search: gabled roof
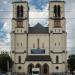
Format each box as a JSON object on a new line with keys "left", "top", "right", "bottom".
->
{"left": 29, "top": 23, "right": 48, "bottom": 34}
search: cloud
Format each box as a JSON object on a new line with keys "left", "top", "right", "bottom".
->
{"left": 65, "top": 0, "right": 75, "bottom": 53}
{"left": 28, "top": 0, "right": 49, "bottom": 10}
{"left": 29, "top": 4, "right": 48, "bottom": 26}
{"left": 0, "top": 0, "right": 75, "bottom": 54}
{"left": 2, "top": 21, "right": 11, "bottom": 33}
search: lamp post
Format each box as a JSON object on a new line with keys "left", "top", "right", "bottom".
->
{"left": 7, "top": 60, "right": 10, "bottom": 75}
{"left": 7, "top": 61, "right": 9, "bottom": 72}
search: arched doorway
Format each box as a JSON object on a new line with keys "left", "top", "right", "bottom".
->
{"left": 43, "top": 64, "right": 49, "bottom": 74}
{"left": 28, "top": 63, "right": 34, "bottom": 74}
{"left": 35, "top": 64, "right": 41, "bottom": 74}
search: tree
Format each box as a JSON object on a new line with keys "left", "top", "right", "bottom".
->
{"left": 68, "top": 55, "right": 75, "bottom": 75}
{"left": 0, "top": 52, "right": 13, "bottom": 73}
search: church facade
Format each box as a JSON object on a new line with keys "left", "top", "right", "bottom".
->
{"left": 11, "top": 0, "right": 67, "bottom": 75}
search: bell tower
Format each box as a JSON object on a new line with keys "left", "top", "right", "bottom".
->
{"left": 49, "top": 0, "right": 67, "bottom": 74}
{"left": 11, "top": 0, "right": 29, "bottom": 73}
{"left": 12, "top": 0, "right": 29, "bottom": 33}
{"left": 49, "top": 0, "right": 65, "bottom": 33}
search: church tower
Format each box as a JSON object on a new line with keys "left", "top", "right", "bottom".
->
{"left": 49, "top": 0, "right": 67, "bottom": 74}
{"left": 11, "top": 0, "right": 29, "bottom": 74}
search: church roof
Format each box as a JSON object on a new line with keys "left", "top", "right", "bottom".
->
{"left": 29, "top": 23, "right": 48, "bottom": 34}
{"left": 25, "top": 55, "right": 51, "bottom": 61}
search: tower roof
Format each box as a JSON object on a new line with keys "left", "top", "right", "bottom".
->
{"left": 12, "top": 0, "right": 27, "bottom": 3}
{"left": 50, "top": 0, "right": 65, "bottom": 2}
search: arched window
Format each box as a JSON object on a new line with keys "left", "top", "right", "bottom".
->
{"left": 18, "top": 56, "right": 21, "bottom": 63}
{"left": 17, "top": 5, "right": 23, "bottom": 18}
{"left": 56, "top": 56, "right": 59, "bottom": 63}
{"left": 54, "top": 5, "right": 57, "bottom": 17}
{"left": 42, "top": 43, "right": 44, "bottom": 48}
{"left": 28, "top": 64, "right": 34, "bottom": 74}
{"left": 33, "top": 43, "right": 35, "bottom": 48}
{"left": 43, "top": 64, "right": 49, "bottom": 74}
{"left": 54, "top": 5, "right": 61, "bottom": 17}
{"left": 21, "top": 6, "right": 23, "bottom": 17}
{"left": 36, "top": 64, "right": 41, "bottom": 68}
{"left": 17, "top": 6, "right": 20, "bottom": 17}
{"left": 58, "top": 5, "right": 61, "bottom": 17}
{"left": 35, "top": 64, "right": 41, "bottom": 73}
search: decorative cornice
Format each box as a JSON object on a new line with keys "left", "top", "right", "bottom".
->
{"left": 11, "top": 31, "right": 27, "bottom": 34}
{"left": 53, "top": 33, "right": 63, "bottom": 34}
{"left": 12, "top": 18, "right": 28, "bottom": 20}
{"left": 49, "top": 17, "right": 65, "bottom": 20}
{"left": 12, "top": 50, "right": 27, "bottom": 54}
{"left": 12, "top": 1, "right": 27, "bottom": 4}
{"left": 52, "top": 62, "right": 65, "bottom": 64}
{"left": 50, "top": 31, "right": 66, "bottom": 34}
{"left": 50, "top": 1, "right": 65, "bottom": 3}
{"left": 50, "top": 50, "right": 66, "bottom": 54}
{"left": 15, "top": 27, "right": 24, "bottom": 28}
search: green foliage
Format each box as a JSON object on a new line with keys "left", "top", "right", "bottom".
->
{"left": 68, "top": 54, "right": 75, "bottom": 74}
{"left": 0, "top": 53, "right": 13, "bottom": 73}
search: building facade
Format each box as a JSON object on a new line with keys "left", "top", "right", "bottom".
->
{"left": 11, "top": 0, "right": 67, "bottom": 75}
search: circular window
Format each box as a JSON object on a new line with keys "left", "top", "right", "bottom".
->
{"left": 56, "top": 66, "right": 59, "bottom": 70}
{"left": 18, "top": 66, "right": 22, "bottom": 70}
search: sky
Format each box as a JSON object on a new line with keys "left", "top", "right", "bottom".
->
{"left": 0, "top": 0, "right": 75, "bottom": 54}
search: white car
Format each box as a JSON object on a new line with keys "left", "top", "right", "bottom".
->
{"left": 32, "top": 68, "right": 40, "bottom": 75}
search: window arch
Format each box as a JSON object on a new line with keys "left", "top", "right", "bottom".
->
{"left": 28, "top": 64, "right": 34, "bottom": 74}
{"left": 36, "top": 64, "right": 41, "bottom": 68}
{"left": 43, "top": 64, "right": 49, "bottom": 74}
{"left": 21, "top": 5, "right": 23, "bottom": 17}
{"left": 17, "top": 5, "right": 23, "bottom": 18}
{"left": 33, "top": 43, "right": 35, "bottom": 48}
{"left": 35, "top": 64, "right": 41, "bottom": 73}
{"left": 17, "top": 6, "right": 20, "bottom": 17}
{"left": 54, "top": 5, "right": 61, "bottom": 17}
{"left": 18, "top": 56, "right": 21, "bottom": 63}
{"left": 54, "top": 5, "right": 57, "bottom": 17}
{"left": 58, "top": 5, "right": 61, "bottom": 17}
{"left": 42, "top": 43, "right": 44, "bottom": 48}
{"left": 56, "top": 56, "right": 59, "bottom": 63}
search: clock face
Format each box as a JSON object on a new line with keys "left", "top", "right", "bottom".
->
{"left": 17, "top": 20, "right": 23, "bottom": 28}
{"left": 54, "top": 20, "right": 61, "bottom": 27}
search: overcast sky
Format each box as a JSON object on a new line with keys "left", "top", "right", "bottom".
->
{"left": 0, "top": 0, "right": 75, "bottom": 54}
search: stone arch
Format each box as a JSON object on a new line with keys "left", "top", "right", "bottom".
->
{"left": 54, "top": 5, "right": 57, "bottom": 17}
{"left": 17, "top": 5, "right": 23, "bottom": 17}
{"left": 28, "top": 63, "right": 34, "bottom": 74}
{"left": 43, "top": 63, "right": 49, "bottom": 74}
{"left": 21, "top": 5, "right": 23, "bottom": 17}
{"left": 58, "top": 5, "right": 61, "bottom": 17}
{"left": 35, "top": 63, "right": 41, "bottom": 74}
{"left": 54, "top": 5, "right": 61, "bottom": 17}
{"left": 56, "top": 56, "right": 59, "bottom": 63}
{"left": 17, "top": 5, "right": 20, "bottom": 17}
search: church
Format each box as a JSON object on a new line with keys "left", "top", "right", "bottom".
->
{"left": 11, "top": 0, "right": 67, "bottom": 75}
